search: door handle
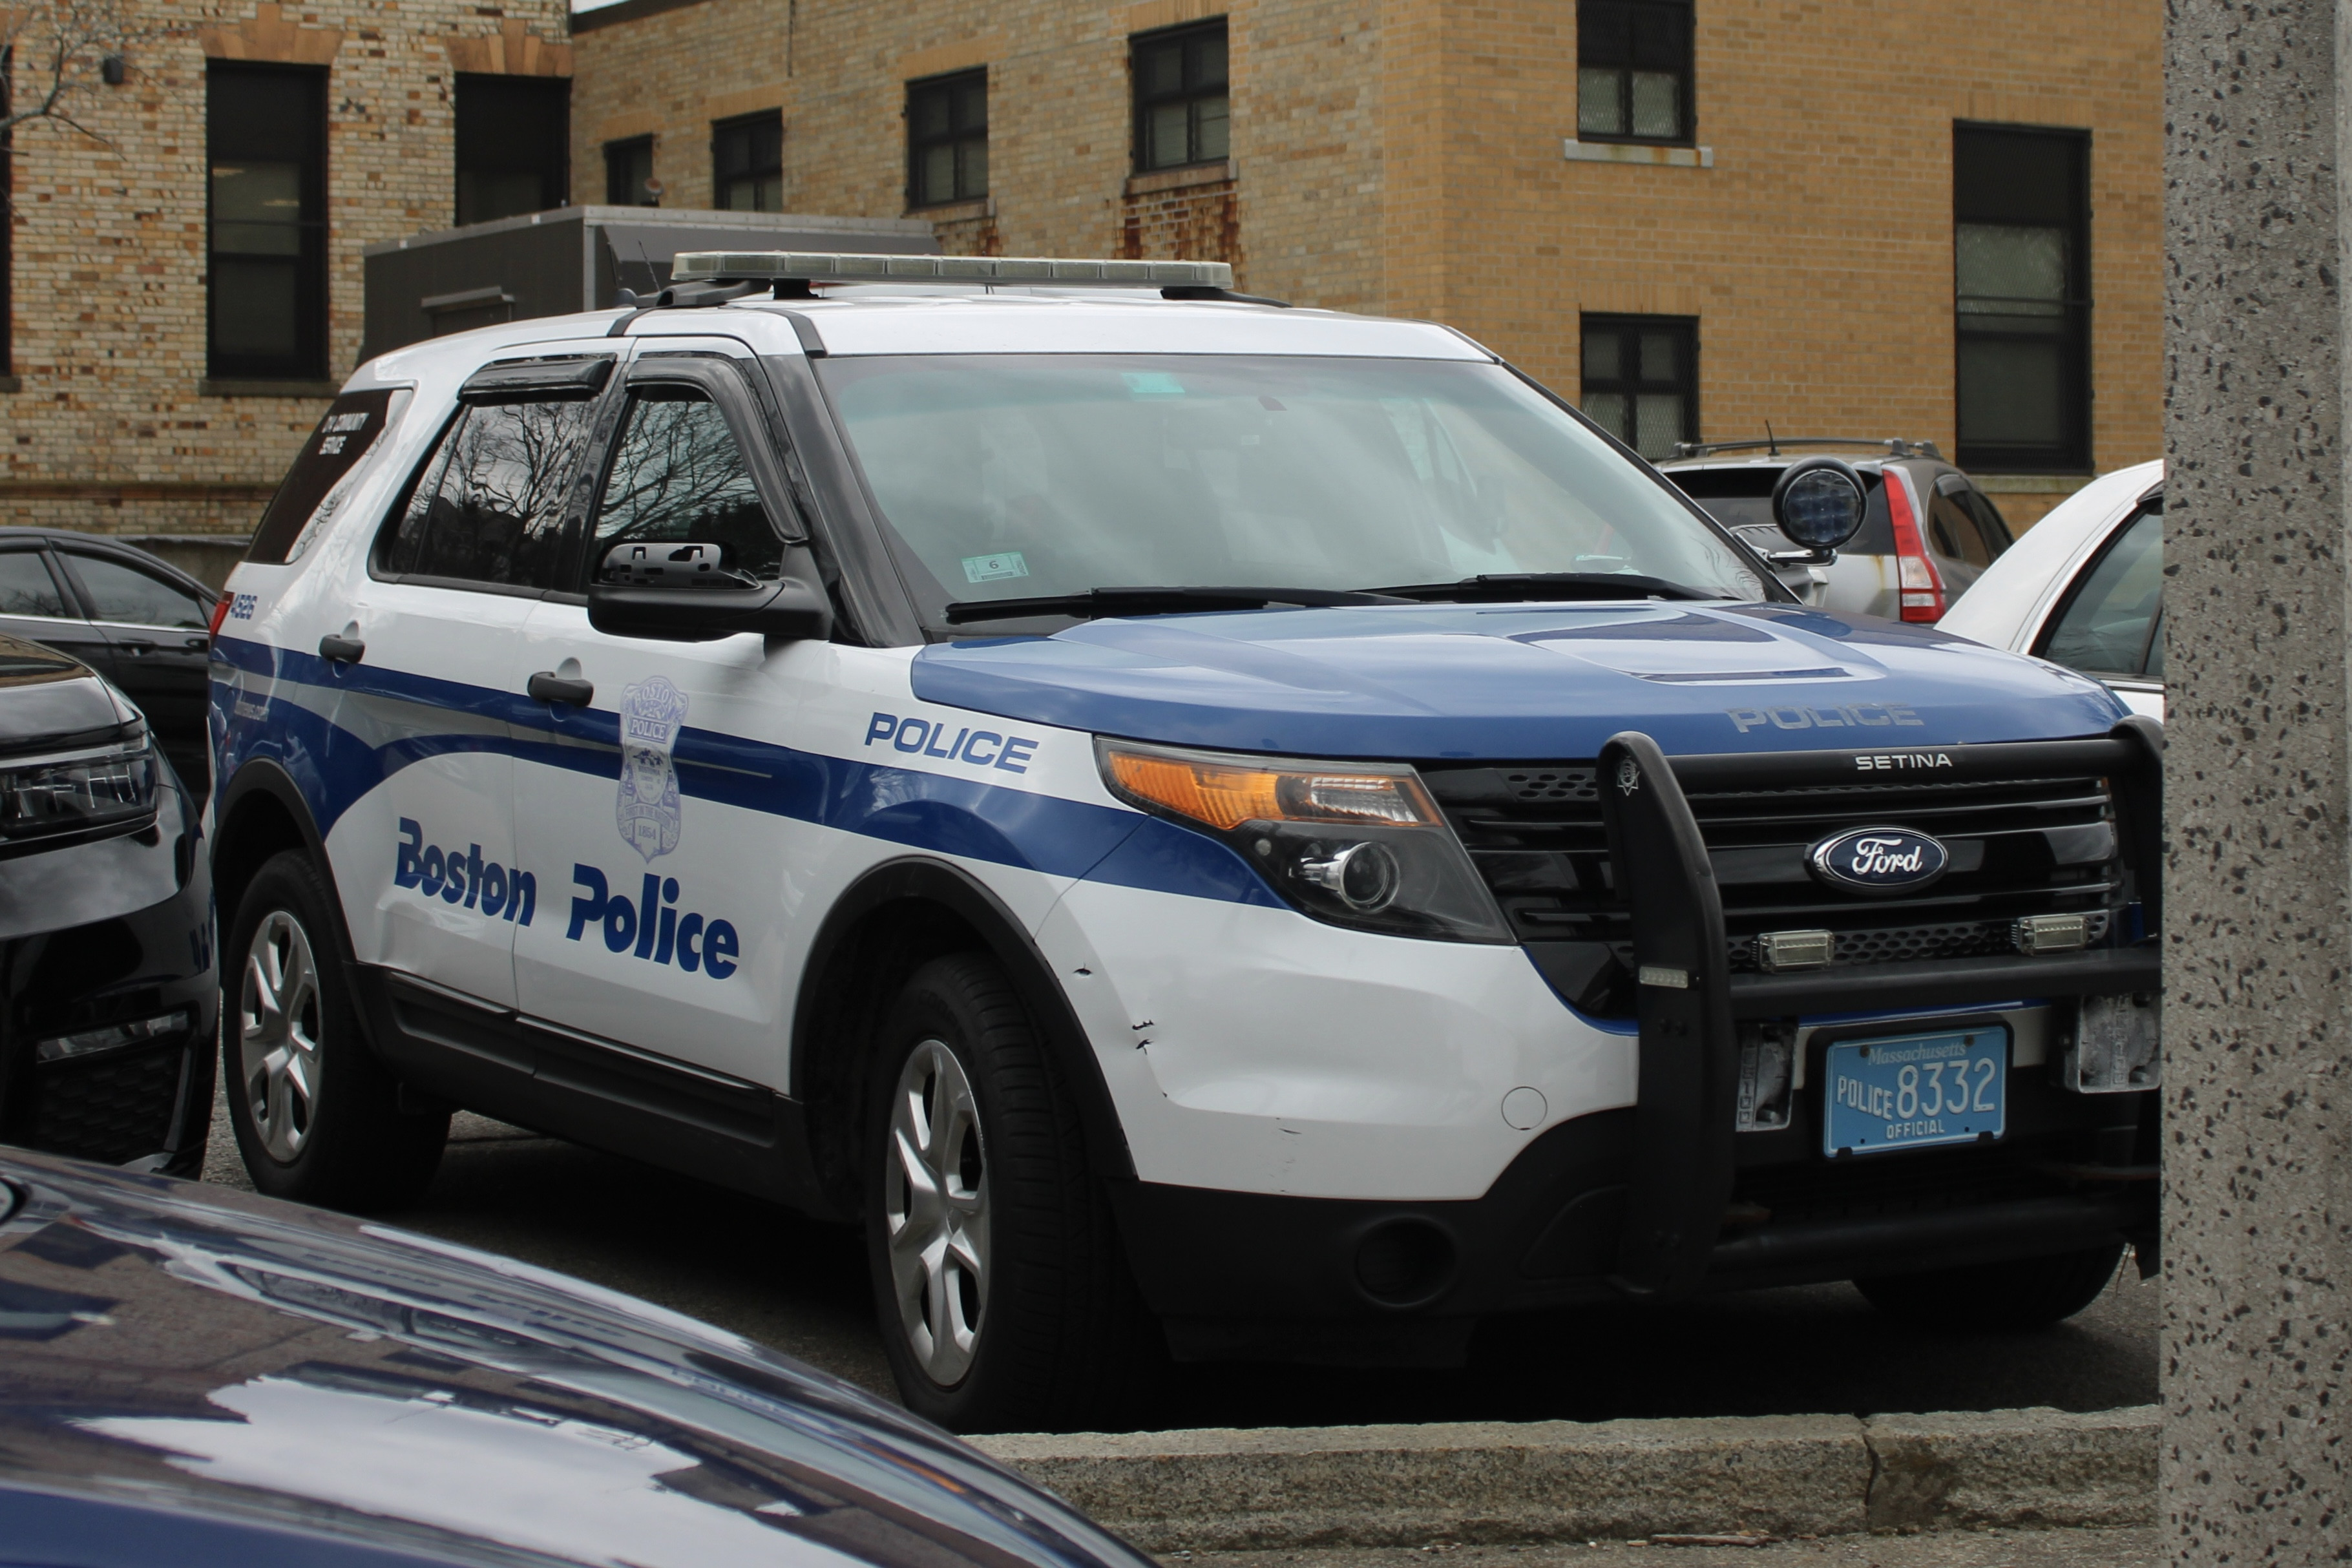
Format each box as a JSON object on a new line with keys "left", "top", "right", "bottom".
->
{"left": 117, "top": 638, "right": 157, "bottom": 654}
{"left": 319, "top": 635, "right": 365, "bottom": 664}
{"left": 528, "top": 671, "right": 594, "bottom": 707}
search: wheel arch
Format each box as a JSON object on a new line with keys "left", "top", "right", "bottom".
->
{"left": 789, "top": 856, "right": 1135, "bottom": 1217}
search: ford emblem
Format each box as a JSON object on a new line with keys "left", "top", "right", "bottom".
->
{"left": 1807, "top": 826, "right": 1949, "bottom": 894}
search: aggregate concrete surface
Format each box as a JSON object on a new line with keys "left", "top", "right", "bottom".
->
{"left": 1166, "top": 1534, "right": 2157, "bottom": 1568}
{"left": 201, "top": 1096, "right": 2156, "bottom": 1429}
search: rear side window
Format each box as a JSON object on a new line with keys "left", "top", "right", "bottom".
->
{"left": 61, "top": 554, "right": 210, "bottom": 629}
{"left": 381, "top": 398, "right": 597, "bottom": 590}
{"left": 248, "top": 390, "right": 401, "bottom": 565}
{"left": 588, "top": 387, "right": 782, "bottom": 585}
{"left": 0, "top": 553, "right": 69, "bottom": 619}
{"left": 2039, "top": 506, "right": 2163, "bottom": 678}
{"left": 1926, "top": 489, "right": 1994, "bottom": 568}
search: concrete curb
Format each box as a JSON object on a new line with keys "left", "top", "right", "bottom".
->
{"left": 974, "top": 1406, "right": 2158, "bottom": 1551}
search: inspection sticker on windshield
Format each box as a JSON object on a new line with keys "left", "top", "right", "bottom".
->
{"left": 962, "top": 552, "right": 1030, "bottom": 584}
{"left": 1823, "top": 1027, "right": 2006, "bottom": 1157}
{"left": 1121, "top": 371, "right": 1186, "bottom": 398}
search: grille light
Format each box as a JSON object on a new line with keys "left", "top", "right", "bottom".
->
{"left": 36, "top": 1009, "right": 188, "bottom": 1064}
{"left": 669, "top": 251, "right": 1235, "bottom": 289}
{"left": 1756, "top": 929, "right": 1835, "bottom": 972}
{"left": 2013, "top": 912, "right": 2090, "bottom": 955}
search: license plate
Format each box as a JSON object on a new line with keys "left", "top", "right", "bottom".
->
{"left": 1822, "top": 1027, "right": 2007, "bottom": 1157}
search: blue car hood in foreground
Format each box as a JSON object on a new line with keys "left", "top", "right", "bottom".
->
{"left": 914, "top": 602, "right": 2126, "bottom": 758}
{"left": 0, "top": 1149, "right": 1149, "bottom": 1568}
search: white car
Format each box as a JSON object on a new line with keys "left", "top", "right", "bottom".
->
{"left": 207, "top": 253, "right": 2161, "bottom": 1434}
{"left": 1938, "top": 461, "right": 2163, "bottom": 720}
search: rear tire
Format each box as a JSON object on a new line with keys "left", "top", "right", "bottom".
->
{"left": 863, "top": 952, "right": 1159, "bottom": 1432}
{"left": 1854, "top": 1242, "right": 2125, "bottom": 1330}
{"left": 224, "top": 851, "right": 446, "bottom": 1210}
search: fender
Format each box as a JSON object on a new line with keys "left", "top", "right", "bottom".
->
{"left": 792, "top": 855, "right": 1136, "bottom": 1182}
{"left": 212, "top": 757, "right": 388, "bottom": 1061}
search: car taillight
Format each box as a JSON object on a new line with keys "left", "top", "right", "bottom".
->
{"left": 1881, "top": 468, "right": 1945, "bottom": 622}
{"left": 207, "top": 591, "right": 234, "bottom": 638}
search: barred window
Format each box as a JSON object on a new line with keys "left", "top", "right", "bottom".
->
{"left": 1132, "top": 21, "right": 1228, "bottom": 172}
{"left": 1580, "top": 315, "right": 1697, "bottom": 461}
{"left": 713, "top": 112, "right": 784, "bottom": 212}
{"left": 1577, "top": 0, "right": 1693, "bottom": 144}
{"left": 908, "top": 70, "right": 987, "bottom": 206}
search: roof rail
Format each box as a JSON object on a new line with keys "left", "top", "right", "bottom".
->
{"left": 671, "top": 250, "right": 1235, "bottom": 289}
{"left": 1666, "top": 436, "right": 1944, "bottom": 461}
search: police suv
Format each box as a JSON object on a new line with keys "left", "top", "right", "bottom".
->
{"left": 209, "top": 253, "right": 2160, "bottom": 1432}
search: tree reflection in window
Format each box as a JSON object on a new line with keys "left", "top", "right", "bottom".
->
{"left": 593, "top": 388, "right": 782, "bottom": 581}
{"left": 383, "top": 399, "right": 592, "bottom": 588}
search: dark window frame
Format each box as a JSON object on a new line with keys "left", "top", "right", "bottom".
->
{"left": 1953, "top": 121, "right": 2092, "bottom": 474}
{"left": 711, "top": 110, "right": 784, "bottom": 213}
{"left": 2, "top": 47, "right": 13, "bottom": 379}
{"left": 1576, "top": 0, "right": 1695, "bottom": 147}
{"left": 1130, "top": 19, "right": 1230, "bottom": 174}
{"left": 1579, "top": 313, "right": 1699, "bottom": 462}
{"left": 905, "top": 68, "right": 988, "bottom": 209}
{"left": 604, "top": 134, "right": 656, "bottom": 207}
{"left": 455, "top": 73, "right": 571, "bottom": 227}
{"left": 206, "top": 59, "right": 329, "bottom": 382}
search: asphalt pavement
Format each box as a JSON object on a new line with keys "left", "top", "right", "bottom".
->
{"left": 1172, "top": 1536, "right": 2156, "bottom": 1567}
{"left": 201, "top": 1094, "right": 2157, "bottom": 1428}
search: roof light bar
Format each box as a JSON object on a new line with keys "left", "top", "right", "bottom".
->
{"left": 669, "top": 251, "right": 1234, "bottom": 289}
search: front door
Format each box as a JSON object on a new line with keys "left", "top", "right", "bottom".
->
{"left": 335, "top": 353, "right": 612, "bottom": 1009}
{"left": 510, "top": 343, "right": 808, "bottom": 1086}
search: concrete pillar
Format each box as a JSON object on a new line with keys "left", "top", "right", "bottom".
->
{"left": 2164, "top": 2, "right": 2352, "bottom": 1560}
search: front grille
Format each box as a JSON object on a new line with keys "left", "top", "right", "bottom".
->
{"left": 1425, "top": 760, "right": 2128, "bottom": 1006}
{"left": 30, "top": 1045, "right": 184, "bottom": 1164}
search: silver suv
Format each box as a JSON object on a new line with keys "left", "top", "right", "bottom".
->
{"left": 1659, "top": 439, "right": 2014, "bottom": 622}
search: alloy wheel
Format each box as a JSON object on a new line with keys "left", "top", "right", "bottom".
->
{"left": 240, "top": 909, "right": 323, "bottom": 1162}
{"left": 884, "top": 1039, "right": 991, "bottom": 1386}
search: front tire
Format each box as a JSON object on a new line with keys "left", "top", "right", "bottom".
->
{"left": 863, "top": 953, "right": 1157, "bottom": 1432}
{"left": 225, "top": 851, "right": 447, "bottom": 1209}
{"left": 1854, "top": 1242, "right": 2125, "bottom": 1330}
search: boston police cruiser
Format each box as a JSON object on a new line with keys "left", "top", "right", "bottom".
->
{"left": 207, "top": 253, "right": 2160, "bottom": 1431}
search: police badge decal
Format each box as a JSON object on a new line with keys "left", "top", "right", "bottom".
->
{"left": 616, "top": 677, "right": 689, "bottom": 861}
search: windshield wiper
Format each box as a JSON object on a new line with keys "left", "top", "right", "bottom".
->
{"left": 941, "top": 585, "right": 1412, "bottom": 625}
{"left": 1365, "top": 572, "right": 1718, "bottom": 604}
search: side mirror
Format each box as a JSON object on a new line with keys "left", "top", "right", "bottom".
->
{"left": 587, "top": 541, "right": 833, "bottom": 644}
{"left": 1770, "top": 457, "right": 1869, "bottom": 559}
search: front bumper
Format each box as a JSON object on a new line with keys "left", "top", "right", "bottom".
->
{"left": 1099, "top": 720, "right": 2164, "bottom": 1361}
{"left": 0, "top": 788, "right": 218, "bottom": 1176}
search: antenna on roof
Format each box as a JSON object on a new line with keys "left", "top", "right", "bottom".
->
{"left": 1766, "top": 422, "right": 1779, "bottom": 458}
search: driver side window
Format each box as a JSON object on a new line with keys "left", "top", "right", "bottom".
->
{"left": 590, "top": 386, "right": 783, "bottom": 584}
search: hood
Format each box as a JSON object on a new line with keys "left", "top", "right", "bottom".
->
{"left": 0, "top": 1149, "right": 1147, "bottom": 1568}
{"left": 910, "top": 602, "right": 2128, "bottom": 760}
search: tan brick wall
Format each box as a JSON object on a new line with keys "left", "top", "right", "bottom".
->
{"left": 572, "top": 0, "right": 2159, "bottom": 500}
{"left": 1, "top": 0, "right": 570, "bottom": 540}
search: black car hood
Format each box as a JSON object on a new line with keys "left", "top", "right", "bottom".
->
{"left": 0, "top": 1149, "right": 1148, "bottom": 1568}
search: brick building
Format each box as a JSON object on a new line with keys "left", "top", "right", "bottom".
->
{"left": 0, "top": 0, "right": 2157, "bottom": 560}
{"left": 0, "top": 0, "right": 574, "bottom": 569}
{"left": 569, "top": 0, "right": 2161, "bottom": 527}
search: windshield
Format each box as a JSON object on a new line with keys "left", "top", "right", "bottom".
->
{"left": 814, "top": 355, "right": 1769, "bottom": 621}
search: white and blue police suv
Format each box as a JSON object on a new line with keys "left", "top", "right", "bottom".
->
{"left": 208, "top": 253, "right": 2161, "bottom": 1431}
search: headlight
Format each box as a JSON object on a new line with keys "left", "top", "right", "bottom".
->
{"left": 0, "top": 733, "right": 159, "bottom": 842}
{"left": 1096, "top": 738, "right": 1511, "bottom": 943}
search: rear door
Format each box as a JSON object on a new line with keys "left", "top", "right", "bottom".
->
{"left": 337, "top": 348, "right": 616, "bottom": 1009}
{"left": 52, "top": 547, "right": 216, "bottom": 800}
